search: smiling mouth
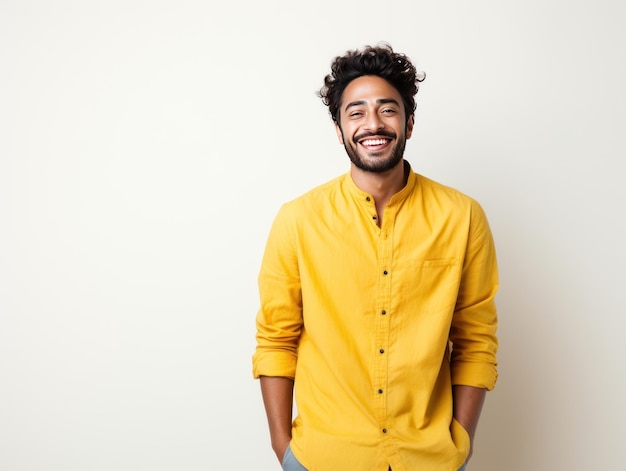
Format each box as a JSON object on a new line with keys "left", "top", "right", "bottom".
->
{"left": 355, "top": 131, "right": 396, "bottom": 149}
{"left": 360, "top": 138, "right": 390, "bottom": 147}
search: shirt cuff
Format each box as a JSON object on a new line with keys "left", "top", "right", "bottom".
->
{"left": 252, "top": 351, "right": 297, "bottom": 380}
{"left": 451, "top": 362, "right": 498, "bottom": 390}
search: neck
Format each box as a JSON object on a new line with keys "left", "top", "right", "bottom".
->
{"left": 351, "top": 160, "right": 407, "bottom": 201}
{"left": 350, "top": 160, "right": 408, "bottom": 222}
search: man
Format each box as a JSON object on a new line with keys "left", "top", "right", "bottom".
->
{"left": 252, "top": 43, "right": 498, "bottom": 471}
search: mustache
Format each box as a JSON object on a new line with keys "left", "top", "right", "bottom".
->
{"left": 352, "top": 130, "right": 397, "bottom": 144}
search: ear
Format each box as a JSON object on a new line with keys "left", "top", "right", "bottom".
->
{"left": 405, "top": 114, "right": 415, "bottom": 139}
{"left": 335, "top": 122, "right": 344, "bottom": 144}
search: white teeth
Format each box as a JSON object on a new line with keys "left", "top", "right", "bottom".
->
{"left": 362, "top": 139, "right": 388, "bottom": 146}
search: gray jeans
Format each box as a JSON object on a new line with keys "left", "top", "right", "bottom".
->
{"left": 281, "top": 444, "right": 307, "bottom": 471}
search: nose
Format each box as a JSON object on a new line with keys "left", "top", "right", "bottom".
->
{"left": 365, "top": 111, "right": 384, "bottom": 132}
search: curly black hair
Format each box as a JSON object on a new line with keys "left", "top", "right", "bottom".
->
{"left": 318, "top": 43, "right": 425, "bottom": 125}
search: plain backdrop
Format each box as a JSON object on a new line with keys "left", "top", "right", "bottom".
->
{"left": 1, "top": 1, "right": 625, "bottom": 470}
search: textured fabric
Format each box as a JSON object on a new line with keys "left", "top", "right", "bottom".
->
{"left": 253, "top": 164, "right": 498, "bottom": 471}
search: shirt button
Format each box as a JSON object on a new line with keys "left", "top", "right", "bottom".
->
{"left": 378, "top": 389, "right": 383, "bottom": 394}
{"left": 381, "top": 310, "right": 386, "bottom": 315}
{"left": 383, "top": 270, "right": 388, "bottom": 275}
{"left": 382, "top": 428, "right": 387, "bottom": 433}
{"left": 379, "top": 349, "right": 385, "bottom": 354}
{"left": 366, "top": 196, "right": 371, "bottom": 202}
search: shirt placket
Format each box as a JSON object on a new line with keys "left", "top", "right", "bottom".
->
{"left": 373, "top": 203, "right": 396, "bottom": 436}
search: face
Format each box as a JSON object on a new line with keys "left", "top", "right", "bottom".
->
{"left": 335, "top": 75, "right": 414, "bottom": 173}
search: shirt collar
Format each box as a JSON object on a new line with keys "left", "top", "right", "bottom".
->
{"left": 344, "top": 160, "right": 418, "bottom": 206}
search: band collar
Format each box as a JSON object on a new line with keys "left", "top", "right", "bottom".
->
{"left": 344, "top": 160, "right": 418, "bottom": 207}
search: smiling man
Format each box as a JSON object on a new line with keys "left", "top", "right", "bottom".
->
{"left": 339, "top": 75, "right": 410, "bottom": 173}
{"left": 252, "top": 44, "right": 499, "bottom": 471}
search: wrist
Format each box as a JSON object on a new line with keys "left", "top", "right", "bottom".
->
{"left": 272, "top": 435, "right": 291, "bottom": 463}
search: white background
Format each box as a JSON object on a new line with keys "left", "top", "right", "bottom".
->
{"left": 1, "top": 1, "right": 625, "bottom": 469}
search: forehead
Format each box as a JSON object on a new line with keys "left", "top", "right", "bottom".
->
{"left": 341, "top": 75, "right": 403, "bottom": 107}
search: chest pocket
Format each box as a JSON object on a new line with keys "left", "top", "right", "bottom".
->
{"left": 413, "top": 258, "right": 461, "bottom": 314}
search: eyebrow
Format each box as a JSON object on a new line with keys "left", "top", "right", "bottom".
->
{"left": 344, "top": 98, "right": 401, "bottom": 112}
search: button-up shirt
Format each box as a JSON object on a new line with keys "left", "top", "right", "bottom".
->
{"left": 253, "top": 164, "right": 498, "bottom": 471}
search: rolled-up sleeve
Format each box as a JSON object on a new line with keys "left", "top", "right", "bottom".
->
{"left": 450, "top": 200, "right": 499, "bottom": 390}
{"left": 252, "top": 204, "right": 303, "bottom": 380}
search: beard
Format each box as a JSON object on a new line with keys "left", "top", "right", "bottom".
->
{"left": 342, "top": 129, "right": 407, "bottom": 173}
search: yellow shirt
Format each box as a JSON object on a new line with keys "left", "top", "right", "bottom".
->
{"left": 253, "top": 165, "right": 498, "bottom": 471}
